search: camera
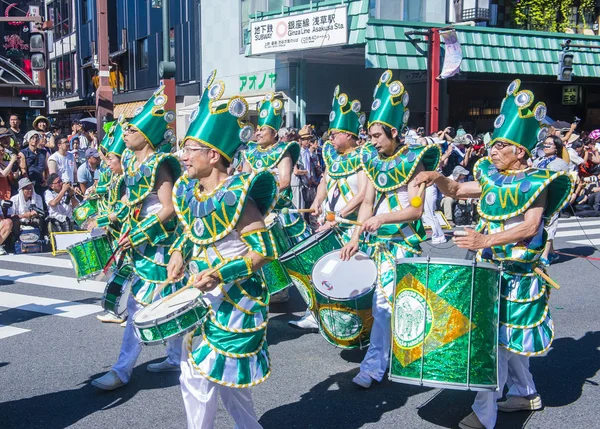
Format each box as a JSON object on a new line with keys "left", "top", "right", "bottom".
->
{"left": 583, "top": 176, "right": 598, "bottom": 183}
{"left": 1, "top": 200, "right": 13, "bottom": 209}
{"left": 29, "top": 204, "right": 45, "bottom": 217}
{"left": 574, "top": 116, "right": 581, "bottom": 125}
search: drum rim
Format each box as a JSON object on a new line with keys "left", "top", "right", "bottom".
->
{"left": 133, "top": 292, "right": 204, "bottom": 327}
{"left": 312, "top": 250, "right": 377, "bottom": 299}
{"left": 280, "top": 228, "right": 335, "bottom": 262}
{"left": 396, "top": 257, "right": 500, "bottom": 271}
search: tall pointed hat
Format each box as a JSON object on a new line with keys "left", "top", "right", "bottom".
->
{"left": 328, "top": 86, "right": 366, "bottom": 137}
{"left": 368, "top": 69, "right": 410, "bottom": 131}
{"left": 257, "top": 93, "right": 284, "bottom": 132}
{"left": 100, "top": 115, "right": 127, "bottom": 157}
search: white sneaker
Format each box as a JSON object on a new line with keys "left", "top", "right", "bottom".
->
{"left": 91, "top": 370, "right": 125, "bottom": 391}
{"left": 431, "top": 237, "right": 447, "bottom": 245}
{"left": 497, "top": 394, "right": 542, "bottom": 412}
{"left": 147, "top": 359, "right": 180, "bottom": 373}
{"left": 352, "top": 371, "right": 373, "bottom": 389}
{"left": 97, "top": 313, "right": 125, "bottom": 323}
{"left": 120, "top": 321, "right": 127, "bottom": 327}
{"left": 288, "top": 311, "right": 319, "bottom": 332}
{"left": 270, "top": 288, "right": 289, "bottom": 304}
{"left": 458, "top": 412, "right": 484, "bottom": 429}
{"left": 0, "top": 246, "right": 7, "bottom": 256}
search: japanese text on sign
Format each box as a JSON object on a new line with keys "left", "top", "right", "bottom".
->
{"left": 239, "top": 72, "right": 277, "bottom": 92}
{"left": 562, "top": 85, "right": 578, "bottom": 106}
{"left": 250, "top": 6, "right": 347, "bottom": 55}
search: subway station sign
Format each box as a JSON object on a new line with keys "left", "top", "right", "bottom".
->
{"left": 250, "top": 6, "right": 348, "bottom": 55}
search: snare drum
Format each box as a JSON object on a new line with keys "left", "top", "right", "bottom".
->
{"left": 102, "top": 265, "right": 133, "bottom": 316}
{"left": 390, "top": 258, "right": 501, "bottom": 391}
{"left": 280, "top": 229, "right": 343, "bottom": 313}
{"left": 133, "top": 288, "right": 209, "bottom": 345}
{"left": 312, "top": 250, "right": 377, "bottom": 349}
{"left": 73, "top": 199, "right": 99, "bottom": 227}
{"left": 66, "top": 234, "right": 112, "bottom": 280}
{"left": 260, "top": 216, "right": 293, "bottom": 295}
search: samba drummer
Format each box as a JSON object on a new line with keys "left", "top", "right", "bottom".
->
{"left": 92, "top": 84, "right": 184, "bottom": 390}
{"left": 340, "top": 70, "right": 441, "bottom": 389}
{"left": 166, "top": 70, "right": 278, "bottom": 428}
{"left": 294, "top": 86, "right": 368, "bottom": 332}
{"left": 242, "top": 93, "right": 311, "bottom": 303}
{"left": 414, "top": 80, "right": 574, "bottom": 429}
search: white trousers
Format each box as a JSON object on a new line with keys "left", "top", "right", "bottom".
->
{"left": 359, "top": 286, "right": 391, "bottom": 382}
{"left": 112, "top": 294, "right": 182, "bottom": 383}
{"left": 423, "top": 185, "right": 445, "bottom": 242}
{"left": 472, "top": 347, "right": 537, "bottom": 429}
{"left": 180, "top": 355, "right": 261, "bottom": 429}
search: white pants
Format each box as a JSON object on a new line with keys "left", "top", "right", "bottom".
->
{"left": 423, "top": 185, "right": 445, "bottom": 242}
{"left": 180, "top": 355, "right": 261, "bottom": 429}
{"left": 472, "top": 347, "right": 537, "bottom": 429}
{"left": 359, "top": 286, "right": 391, "bottom": 382}
{"left": 112, "top": 294, "right": 182, "bottom": 383}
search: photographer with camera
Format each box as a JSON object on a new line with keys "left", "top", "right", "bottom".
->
{"left": 10, "top": 178, "right": 45, "bottom": 245}
{"left": 44, "top": 173, "right": 78, "bottom": 233}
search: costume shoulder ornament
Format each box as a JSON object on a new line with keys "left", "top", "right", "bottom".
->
{"left": 323, "top": 141, "right": 362, "bottom": 178}
{"left": 477, "top": 79, "right": 575, "bottom": 220}
{"left": 122, "top": 148, "right": 182, "bottom": 206}
{"left": 245, "top": 140, "right": 300, "bottom": 171}
{"left": 173, "top": 171, "right": 278, "bottom": 245}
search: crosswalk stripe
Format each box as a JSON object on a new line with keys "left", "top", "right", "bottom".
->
{"left": 0, "top": 291, "right": 102, "bottom": 318}
{"left": 0, "top": 268, "right": 105, "bottom": 294}
{"left": 566, "top": 238, "right": 600, "bottom": 246}
{"left": 0, "top": 254, "right": 73, "bottom": 269}
{"left": 555, "top": 228, "right": 600, "bottom": 238}
{"left": 0, "top": 324, "right": 30, "bottom": 339}
{"left": 557, "top": 219, "right": 600, "bottom": 228}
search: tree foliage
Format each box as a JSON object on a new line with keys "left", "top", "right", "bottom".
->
{"left": 512, "top": 0, "right": 595, "bottom": 32}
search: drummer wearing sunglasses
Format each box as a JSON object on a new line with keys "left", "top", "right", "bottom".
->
{"left": 414, "top": 80, "right": 574, "bottom": 429}
{"left": 167, "top": 72, "right": 278, "bottom": 428}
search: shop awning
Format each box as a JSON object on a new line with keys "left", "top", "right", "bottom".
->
{"left": 114, "top": 101, "right": 146, "bottom": 119}
{"left": 366, "top": 20, "right": 600, "bottom": 78}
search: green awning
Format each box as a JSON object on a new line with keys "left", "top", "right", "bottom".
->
{"left": 366, "top": 20, "right": 600, "bottom": 78}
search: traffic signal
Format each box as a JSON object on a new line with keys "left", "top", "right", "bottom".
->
{"left": 29, "top": 31, "right": 47, "bottom": 71}
{"left": 557, "top": 49, "right": 574, "bottom": 82}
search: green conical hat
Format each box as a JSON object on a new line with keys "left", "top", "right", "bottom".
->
{"left": 491, "top": 79, "right": 548, "bottom": 156}
{"left": 126, "top": 85, "right": 177, "bottom": 154}
{"left": 101, "top": 115, "right": 127, "bottom": 157}
{"left": 368, "top": 69, "right": 410, "bottom": 131}
{"left": 257, "top": 93, "right": 284, "bottom": 132}
{"left": 184, "top": 70, "right": 254, "bottom": 162}
{"left": 328, "top": 85, "right": 366, "bottom": 137}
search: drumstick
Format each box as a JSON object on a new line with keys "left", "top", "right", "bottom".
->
{"left": 100, "top": 229, "right": 131, "bottom": 277}
{"left": 409, "top": 183, "right": 427, "bottom": 208}
{"left": 534, "top": 267, "right": 561, "bottom": 290}
{"left": 160, "top": 267, "right": 220, "bottom": 303}
{"left": 280, "top": 207, "right": 314, "bottom": 214}
{"left": 325, "top": 212, "right": 363, "bottom": 226}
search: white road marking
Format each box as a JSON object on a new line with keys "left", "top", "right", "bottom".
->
{"left": 565, "top": 238, "right": 600, "bottom": 246}
{"left": 0, "top": 324, "right": 30, "bottom": 339}
{"left": 555, "top": 228, "right": 600, "bottom": 238}
{"left": 0, "top": 254, "right": 73, "bottom": 269}
{"left": 0, "top": 292, "right": 102, "bottom": 318}
{"left": 557, "top": 219, "right": 600, "bottom": 228}
{"left": 0, "top": 269, "right": 105, "bottom": 294}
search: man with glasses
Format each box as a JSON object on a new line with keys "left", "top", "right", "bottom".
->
{"left": 48, "top": 135, "right": 77, "bottom": 185}
{"left": 415, "top": 80, "right": 574, "bottom": 429}
{"left": 44, "top": 173, "right": 78, "bottom": 232}
{"left": 91, "top": 85, "right": 183, "bottom": 391}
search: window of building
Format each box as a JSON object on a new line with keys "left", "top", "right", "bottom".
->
{"left": 49, "top": 53, "right": 75, "bottom": 98}
{"left": 81, "top": 0, "right": 91, "bottom": 23}
{"left": 137, "top": 38, "right": 149, "bottom": 70}
{"left": 48, "top": 0, "right": 72, "bottom": 40}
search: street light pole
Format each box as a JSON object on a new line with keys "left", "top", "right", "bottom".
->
{"left": 96, "top": 0, "right": 113, "bottom": 140}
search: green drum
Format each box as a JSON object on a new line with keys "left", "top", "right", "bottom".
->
{"left": 67, "top": 234, "right": 113, "bottom": 280}
{"left": 280, "top": 229, "right": 343, "bottom": 315}
{"left": 260, "top": 217, "right": 293, "bottom": 295}
{"left": 312, "top": 250, "right": 377, "bottom": 349}
{"left": 73, "top": 198, "right": 99, "bottom": 227}
{"left": 133, "top": 288, "right": 209, "bottom": 345}
{"left": 102, "top": 265, "right": 133, "bottom": 316}
{"left": 390, "top": 258, "right": 501, "bottom": 391}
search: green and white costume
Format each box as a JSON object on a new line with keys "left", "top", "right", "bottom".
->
{"left": 172, "top": 171, "right": 278, "bottom": 387}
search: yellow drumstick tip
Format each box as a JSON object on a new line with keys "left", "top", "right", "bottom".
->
{"left": 410, "top": 196, "right": 423, "bottom": 208}
{"left": 280, "top": 207, "right": 289, "bottom": 214}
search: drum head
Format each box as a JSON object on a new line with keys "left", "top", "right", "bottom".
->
{"left": 281, "top": 229, "right": 333, "bottom": 261}
{"left": 312, "top": 250, "right": 377, "bottom": 299}
{"left": 135, "top": 288, "right": 201, "bottom": 323}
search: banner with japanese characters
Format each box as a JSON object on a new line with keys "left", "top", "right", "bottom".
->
{"left": 250, "top": 6, "right": 348, "bottom": 55}
{"left": 438, "top": 29, "right": 463, "bottom": 80}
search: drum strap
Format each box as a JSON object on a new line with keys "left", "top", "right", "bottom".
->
{"left": 373, "top": 192, "right": 386, "bottom": 216}
{"left": 328, "top": 181, "right": 342, "bottom": 212}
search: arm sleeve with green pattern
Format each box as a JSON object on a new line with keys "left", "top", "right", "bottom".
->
{"left": 240, "top": 228, "right": 278, "bottom": 260}
{"left": 129, "top": 214, "right": 170, "bottom": 247}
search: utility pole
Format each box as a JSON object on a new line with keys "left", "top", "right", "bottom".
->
{"left": 159, "top": 0, "right": 177, "bottom": 136}
{"left": 96, "top": 0, "right": 113, "bottom": 140}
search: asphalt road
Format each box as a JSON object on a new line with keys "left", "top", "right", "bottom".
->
{"left": 1, "top": 217, "right": 599, "bottom": 429}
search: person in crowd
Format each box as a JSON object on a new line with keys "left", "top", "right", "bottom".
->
{"left": 439, "top": 165, "right": 469, "bottom": 226}
{"left": 10, "top": 177, "right": 44, "bottom": 240}
{"left": 32, "top": 116, "right": 54, "bottom": 151}
{"left": 0, "top": 137, "right": 19, "bottom": 199}
{"left": 48, "top": 135, "right": 77, "bottom": 184}
{"left": 298, "top": 125, "right": 318, "bottom": 211}
{"left": 44, "top": 172, "right": 77, "bottom": 233}
{"left": 20, "top": 131, "right": 47, "bottom": 195}
{"left": 8, "top": 114, "right": 25, "bottom": 147}
{"left": 0, "top": 125, "right": 21, "bottom": 156}
{"left": 70, "top": 120, "right": 89, "bottom": 149}
{"left": 0, "top": 201, "right": 13, "bottom": 255}
{"left": 77, "top": 148, "right": 101, "bottom": 195}
{"left": 87, "top": 128, "right": 98, "bottom": 149}
{"left": 69, "top": 136, "right": 85, "bottom": 166}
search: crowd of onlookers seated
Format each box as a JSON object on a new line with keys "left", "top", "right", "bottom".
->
{"left": 0, "top": 113, "right": 101, "bottom": 254}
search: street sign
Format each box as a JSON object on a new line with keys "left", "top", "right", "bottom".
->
{"left": 562, "top": 85, "right": 579, "bottom": 105}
